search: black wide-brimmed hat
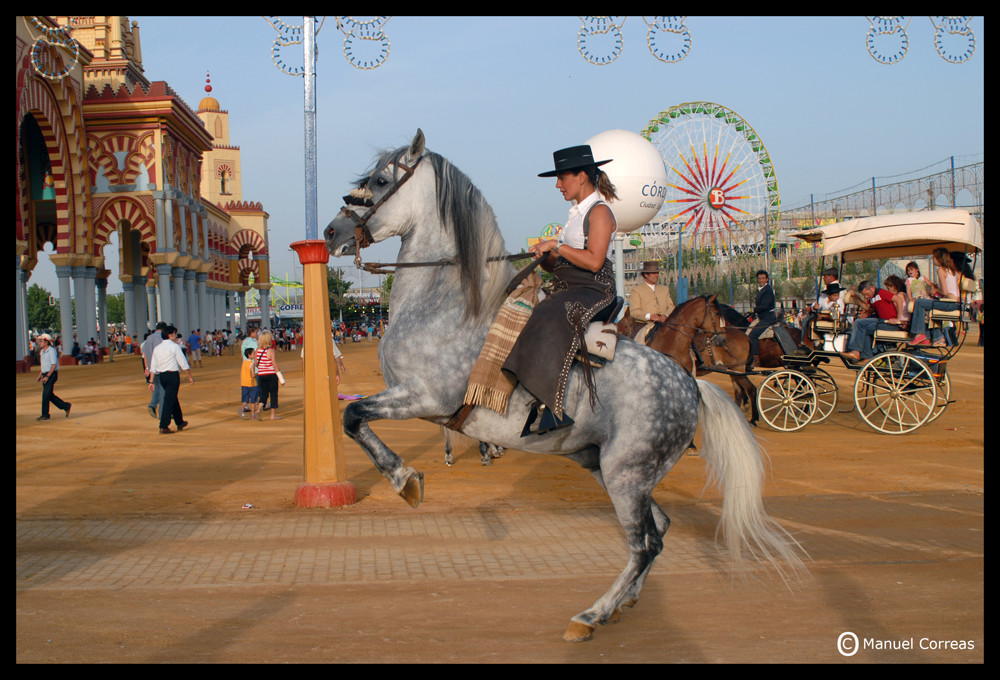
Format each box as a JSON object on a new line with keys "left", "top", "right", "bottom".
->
{"left": 822, "top": 283, "right": 844, "bottom": 295}
{"left": 538, "top": 144, "right": 613, "bottom": 177}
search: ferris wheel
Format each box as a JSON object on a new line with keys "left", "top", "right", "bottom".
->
{"left": 640, "top": 102, "right": 779, "bottom": 255}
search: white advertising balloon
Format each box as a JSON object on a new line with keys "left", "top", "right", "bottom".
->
{"left": 587, "top": 129, "right": 667, "bottom": 233}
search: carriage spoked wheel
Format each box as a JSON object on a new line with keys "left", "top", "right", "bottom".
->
{"left": 800, "top": 366, "right": 838, "bottom": 424}
{"left": 853, "top": 352, "right": 937, "bottom": 434}
{"left": 756, "top": 369, "right": 817, "bottom": 432}
{"left": 928, "top": 370, "right": 951, "bottom": 424}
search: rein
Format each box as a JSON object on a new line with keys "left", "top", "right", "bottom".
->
{"left": 359, "top": 252, "right": 528, "bottom": 276}
{"left": 338, "top": 151, "right": 535, "bottom": 287}
{"left": 652, "top": 299, "right": 725, "bottom": 344}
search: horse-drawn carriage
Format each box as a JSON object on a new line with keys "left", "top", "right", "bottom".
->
{"left": 736, "top": 209, "right": 982, "bottom": 434}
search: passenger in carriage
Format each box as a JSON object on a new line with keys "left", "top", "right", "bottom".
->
{"left": 818, "top": 282, "right": 845, "bottom": 317}
{"left": 842, "top": 277, "right": 907, "bottom": 362}
{"left": 795, "top": 268, "right": 842, "bottom": 354}
{"left": 905, "top": 261, "right": 933, "bottom": 302}
{"left": 910, "top": 248, "right": 964, "bottom": 347}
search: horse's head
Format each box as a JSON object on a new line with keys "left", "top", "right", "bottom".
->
{"left": 697, "top": 294, "right": 726, "bottom": 337}
{"left": 324, "top": 129, "right": 510, "bottom": 321}
{"left": 325, "top": 129, "right": 430, "bottom": 258}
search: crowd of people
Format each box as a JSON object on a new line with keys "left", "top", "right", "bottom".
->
{"left": 29, "top": 316, "right": 360, "bottom": 431}
{"left": 28, "top": 234, "right": 981, "bottom": 433}
{"left": 786, "top": 248, "right": 982, "bottom": 362}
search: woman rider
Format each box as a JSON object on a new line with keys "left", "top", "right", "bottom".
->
{"left": 502, "top": 144, "right": 619, "bottom": 435}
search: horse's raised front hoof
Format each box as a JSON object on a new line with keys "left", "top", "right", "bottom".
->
{"left": 563, "top": 621, "right": 595, "bottom": 643}
{"left": 399, "top": 469, "right": 424, "bottom": 508}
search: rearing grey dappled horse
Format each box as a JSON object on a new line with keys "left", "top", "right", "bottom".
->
{"left": 325, "top": 129, "right": 804, "bottom": 642}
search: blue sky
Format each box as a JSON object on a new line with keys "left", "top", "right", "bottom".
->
{"left": 33, "top": 16, "right": 984, "bottom": 293}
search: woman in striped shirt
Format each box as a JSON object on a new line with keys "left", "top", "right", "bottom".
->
{"left": 253, "top": 330, "right": 283, "bottom": 420}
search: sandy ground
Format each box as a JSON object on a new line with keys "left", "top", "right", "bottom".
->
{"left": 16, "top": 332, "right": 983, "bottom": 663}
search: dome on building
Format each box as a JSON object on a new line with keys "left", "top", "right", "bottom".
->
{"left": 199, "top": 95, "right": 220, "bottom": 111}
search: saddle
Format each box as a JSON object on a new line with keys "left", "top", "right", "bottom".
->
{"left": 575, "top": 297, "right": 624, "bottom": 366}
{"left": 576, "top": 321, "right": 619, "bottom": 366}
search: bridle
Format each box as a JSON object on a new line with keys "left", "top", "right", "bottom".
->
{"left": 338, "top": 154, "right": 425, "bottom": 268}
{"left": 654, "top": 297, "right": 726, "bottom": 344}
{"left": 654, "top": 297, "right": 731, "bottom": 368}
{"left": 336, "top": 151, "right": 532, "bottom": 287}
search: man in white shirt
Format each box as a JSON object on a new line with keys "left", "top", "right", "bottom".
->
{"left": 35, "top": 333, "right": 71, "bottom": 420}
{"left": 141, "top": 322, "right": 167, "bottom": 419}
{"left": 148, "top": 325, "right": 194, "bottom": 434}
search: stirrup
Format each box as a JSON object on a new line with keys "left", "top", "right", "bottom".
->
{"left": 521, "top": 402, "right": 574, "bottom": 437}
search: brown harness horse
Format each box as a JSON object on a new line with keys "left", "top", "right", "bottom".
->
{"left": 617, "top": 295, "right": 723, "bottom": 371}
{"left": 619, "top": 297, "right": 809, "bottom": 426}
{"left": 692, "top": 302, "right": 815, "bottom": 425}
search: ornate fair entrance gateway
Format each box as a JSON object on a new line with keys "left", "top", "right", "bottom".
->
{"left": 16, "top": 16, "right": 273, "bottom": 370}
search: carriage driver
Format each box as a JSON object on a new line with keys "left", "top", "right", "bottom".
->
{"left": 628, "top": 260, "right": 675, "bottom": 335}
{"left": 745, "top": 270, "right": 779, "bottom": 370}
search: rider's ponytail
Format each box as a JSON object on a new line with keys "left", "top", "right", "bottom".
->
{"left": 583, "top": 166, "right": 619, "bottom": 202}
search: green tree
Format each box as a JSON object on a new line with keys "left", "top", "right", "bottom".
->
{"left": 326, "top": 266, "right": 353, "bottom": 320}
{"left": 27, "top": 283, "right": 61, "bottom": 332}
{"left": 381, "top": 274, "right": 393, "bottom": 315}
{"left": 106, "top": 292, "right": 126, "bottom": 325}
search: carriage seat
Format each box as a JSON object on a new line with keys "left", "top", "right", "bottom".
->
{"left": 927, "top": 306, "right": 964, "bottom": 327}
{"left": 873, "top": 327, "right": 910, "bottom": 342}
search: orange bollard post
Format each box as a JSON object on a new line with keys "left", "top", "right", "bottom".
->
{"left": 289, "top": 240, "right": 357, "bottom": 508}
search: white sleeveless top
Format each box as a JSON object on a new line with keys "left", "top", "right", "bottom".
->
{"left": 939, "top": 269, "right": 959, "bottom": 299}
{"left": 558, "top": 191, "right": 614, "bottom": 259}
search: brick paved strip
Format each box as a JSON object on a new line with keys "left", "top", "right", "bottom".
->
{"left": 16, "top": 492, "right": 982, "bottom": 592}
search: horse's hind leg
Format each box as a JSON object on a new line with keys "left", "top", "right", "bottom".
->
{"left": 442, "top": 426, "right": 455, "bottom": 466}
{"left": 564, "top": 497, "right": 663, "bottom": 642}
{"left": 570, "top": 449, "right": 671, "bottom": 615}
{"left": 561, "top": 457, "right": 668, "bottom": 641}
{"left": 478, "top": 441, "right": 492, "bottom": 466}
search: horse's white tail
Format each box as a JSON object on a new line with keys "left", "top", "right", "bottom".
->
{"left": 696, "top": 379, "right": 807, "bottom": 582}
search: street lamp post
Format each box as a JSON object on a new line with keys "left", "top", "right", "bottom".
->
{"left": 270, "top": 16, "right": 356, "bottom": 507}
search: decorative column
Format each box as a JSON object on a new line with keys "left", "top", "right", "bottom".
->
{"left": 133, "top": 273, "right": 148, "bottom": 335}
{"left": 146, "top": 279, "right": 159, "bottom": 328}
{"left": 197, "top": 272, "right": 210, "bottom": 333}
{"left": 55, "top": 265, "right": 74, "bottom": 361}
{"left": 228, "top": 289, "right": 238, "bottom": 331}
{"left": 82, "top": 267, "right": 98, "bottom": 346}
{"left": 123, "top": 278, "right": 136, "bottom": 337}
{"left": 185, "top": 269, "right": 198, "bottom": 333}
{"left": 258, "top": 286, "right": 272, "bottom": 331}
{"left": 96, "top": 276, "right": 109, "bottom": 351}
{"left": 172, "top": 266, "right": 187, "bottom": 332}
{"left": 16, "top": 265, "right": 29, "bottom": 365}
{"left": 156, "top": 263, "right": 173, "bottom": 326}
{"left": 290, "top": 239, "right": 356, "bottom": 508}
{"left": 237, "top": 290, "right": 247, "bottom": 334}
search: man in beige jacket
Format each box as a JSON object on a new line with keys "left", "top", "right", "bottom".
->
{"left": 629, "top": 261, "right": 675, "bottom": 327}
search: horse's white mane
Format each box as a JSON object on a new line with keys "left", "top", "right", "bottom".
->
{"left": 369, "top": 145, "right": 513, "bottom": 322}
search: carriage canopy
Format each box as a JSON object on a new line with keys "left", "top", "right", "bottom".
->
{"left": 793, "top": 209, "right": 983, "bottom": 263}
